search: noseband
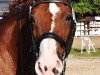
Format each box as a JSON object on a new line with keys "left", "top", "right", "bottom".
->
{"left": 30, "top": 0, "right": 76, "bottom": 75}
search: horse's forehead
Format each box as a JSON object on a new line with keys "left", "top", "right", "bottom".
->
{"left": 32, "top": 3, "right": 71, "bottom": 14}
{"left": 31, "top": 3, "right": 71, "bottom": 41}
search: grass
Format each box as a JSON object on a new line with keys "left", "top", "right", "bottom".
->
{"left": 70, "top": 48, "right": 100, "bottom": 58}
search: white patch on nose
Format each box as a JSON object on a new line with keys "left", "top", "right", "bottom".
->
{"left": 39, "top": 38, "right": 58, "bottom": 67}
{"left": 39, "top": 38, "right": 57, "bottom": 56}
{"left": 49, "top": 3, "right": 60, "bottom": 32}
{"left": 35, "top": 38, "right": 63, "bottom": 74}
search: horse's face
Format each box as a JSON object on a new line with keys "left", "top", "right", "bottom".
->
{"left": 31, "top": 3, "right": 72, "bottom": 75}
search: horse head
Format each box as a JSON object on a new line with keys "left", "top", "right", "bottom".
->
{"left": 31, "top": 0, "right": 76, "bottom": 75}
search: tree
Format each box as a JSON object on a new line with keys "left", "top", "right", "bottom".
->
{"left": 72, "top": 2, "right": 94, "bottom": 15}
{"left": 72, "top": 0, "right": 100, "bottom": 16}
{"left": 93, "top": 0, "right": 100, "bottom": 15}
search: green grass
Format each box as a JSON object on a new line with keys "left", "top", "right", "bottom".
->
{"left": 70, "top": 48, "right": 100, "bottom": 58}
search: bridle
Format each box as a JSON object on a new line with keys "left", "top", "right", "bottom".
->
{"left": 32, "top": 0, "right": 71, "bottom": 7}
{"left": 30, "top": 0, "right": 76, "bottom": 75}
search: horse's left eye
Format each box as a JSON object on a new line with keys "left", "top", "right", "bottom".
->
{"left": 65, "top": 16, "right": 72, "bottom": 21}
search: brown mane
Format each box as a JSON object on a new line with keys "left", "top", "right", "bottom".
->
{"left": 1, "top": 0, "right": 33, "bottom": 21}
{"left": 0, "top": 0, "right": 32, "bottom": 75}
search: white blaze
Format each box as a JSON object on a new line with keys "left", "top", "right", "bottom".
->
{"left": 38, "top": 3, "right": 60, "bottom": 67}
{"left": 39, "top": 38, "right": 58, "bottom": 68}
{"left": 49, "top": 3, "right": 60, "bottom": 32}
{"left": 39, "top": 38, "right": 57, "bottom": 57}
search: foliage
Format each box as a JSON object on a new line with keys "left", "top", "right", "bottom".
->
{"left": 93, "top": 0, "right": 100, "bottom": 15}
{"left": 72, "top": 0, "right": 100, "bottom": 15}
{"left": 72, "top": 2, "right": 94, "bottom": 15}
{"left": 94, "top": 4, "right": 100, "bottom": 15}
{"left": 80, "top": 0, "right": 90, "bottom": 3}
{"left": 93, "top": 0, "right": 100, "bottom": 5}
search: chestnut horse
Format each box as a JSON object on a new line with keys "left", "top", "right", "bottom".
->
{"left": 30, "top": 0, "right": 76, "bottom": 75}
{"left": 0, "top": 1, "right": 32, "bottom": 75}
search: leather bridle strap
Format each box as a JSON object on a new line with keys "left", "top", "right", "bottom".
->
{"left": 36, "top": 32, "right": 67, "bottom": 51}
{"left": 32, "top": 0, "right": 72, "bottom": 8}
{"left": 34, "top": 32, "right": 70, "bottom": 75}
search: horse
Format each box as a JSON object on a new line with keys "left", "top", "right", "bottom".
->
{"left": 30, "top": 0, "right": 76, "bottom": 75}
{"left": 0, "top": 1, "right": 32, "bottom": 75}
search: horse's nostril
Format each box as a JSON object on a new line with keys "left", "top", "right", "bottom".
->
{"left": 38, "top": 62, "right": 43, "bottom": 73}
{"left": 44, "top": 65, "right": 48, "bottom": 71}
{"left": 52, "top": 67, "right": 59, "bottom": 74}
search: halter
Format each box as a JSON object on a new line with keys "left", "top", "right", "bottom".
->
{"left": 30, "top": 0, "right": 76, "bottom": 75}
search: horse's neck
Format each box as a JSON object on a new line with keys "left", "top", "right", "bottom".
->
{"left": 0, "top": 17, "right": 19, "bottom": 75}
{"left": 0, "top": 17, "right": 19, "bottom": 48}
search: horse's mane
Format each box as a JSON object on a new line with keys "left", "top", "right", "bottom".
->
{"left": 0, "top": 0, "right": 33, "bottom": 25}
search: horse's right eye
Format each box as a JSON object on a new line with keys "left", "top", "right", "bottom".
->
{"left": 65, "top": 16, "right": 73, "bottom": 21}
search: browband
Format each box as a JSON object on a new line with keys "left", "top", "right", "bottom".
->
{"left": 32, "top": 0, "right": 72, "bottom": 7}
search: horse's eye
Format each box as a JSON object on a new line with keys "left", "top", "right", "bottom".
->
{"left": 65, "top": 16, "right": 72, "bottom": 21}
